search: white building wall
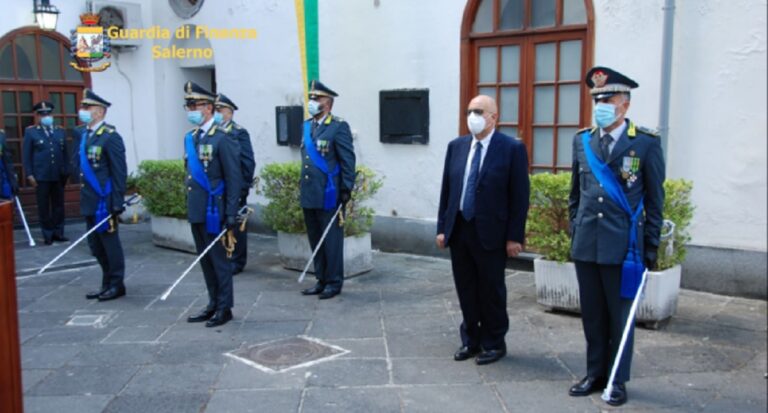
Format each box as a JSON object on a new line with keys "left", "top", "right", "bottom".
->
{"left": 1, "top": 0, "right": 765, "bottom": 252}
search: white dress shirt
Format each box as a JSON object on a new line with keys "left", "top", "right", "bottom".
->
{"left": 459, "top": 129, "right": 494, "bottom": 211}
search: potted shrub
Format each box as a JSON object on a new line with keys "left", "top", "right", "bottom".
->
{"left": 528, "top": 173, "right": 695, "bottom": 329}
{"left": 135, "top": 159, "right": 195, "bottom": 253}
{"left": 119, "top": 171, "right": 148, "bottom": 224}
{"left": 527, "top": 172, "right": 581, "bottom": 312}
{"left": 637, "top": 179, "right": 694, "bottom": 328}
{"left": 259, "top": 161, "right": 382, "bottom": 277}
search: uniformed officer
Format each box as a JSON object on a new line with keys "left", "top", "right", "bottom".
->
{"left": 214, "top": 93, "right": 255, "bottom": 275}
{"left": 183, "top": 82, "right": 242, "bottom": 328}
{"left": 0, "top": 129, "right": 19, "bottom": 200}
{"left": 74, "top": 89, "right": 128, "bottom": 301}
{"left": 299, "top": 80, "right": 356, "bottom": 300}
{"left": 22, "top": 100, "right": 70, "bottom": 244}
{"left": 567, "top": 67, "right": 665, "bottom": 406}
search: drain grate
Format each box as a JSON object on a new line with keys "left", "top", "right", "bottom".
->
{"left": 226, "top": 335, "right": 349, "bottom": 373}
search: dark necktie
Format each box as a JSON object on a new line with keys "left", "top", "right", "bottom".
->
{"left": 311, "top": 120, "right": 318, "bottom": 137}
{"left": 461, "top": 141, "right": 483, "bottom": 221}
{"left": 600, "top": 134, "right": 612, "bottom": 160}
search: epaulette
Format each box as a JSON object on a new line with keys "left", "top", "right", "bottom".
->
{"left": 636, "top": 125, "right": 659, "bottom": 137}
{"left": 577, "top": 126, "right": 596, "bottom": 134}
{"left": 26, "top": 125, "right": 37, "bottom": 129}
{"left": 232, "top": 122, "right": 243, "bottom": 130}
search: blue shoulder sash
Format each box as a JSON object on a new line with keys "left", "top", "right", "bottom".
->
{"left": 185, "top": 130, "right": 225, "bottom": 234}
{"left": 303, "top": 120, "right": 340, "bottom": 211}
{"left": 80, "top": 128, "right": 112, "bottom": 232}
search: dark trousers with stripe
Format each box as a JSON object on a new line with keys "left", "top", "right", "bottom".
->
{"left": 449, "top": 216, "right": 508, "bottom": 350}
{"left": 36, "top": 180, "right": 65, "bottom": 241}
{"left": 303, "top": 208, "right": 344, "bottom": 291}
{"left": 191, "top": 223, "right": 234, "bottom": 311}
{"left": 574, "top": 260, "right": 634, "bottom": 384}
{"left": 85, "top": 216, "right": 125, "bottom": 289}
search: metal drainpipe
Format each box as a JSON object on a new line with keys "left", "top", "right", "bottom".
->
{"left": 658, "top": 0, "right": 676, "bottom": 155}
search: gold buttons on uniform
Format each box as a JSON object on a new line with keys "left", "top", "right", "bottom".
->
{"left": 305, "top": 175, "right": 309, "bottom": 179}
{"left": 597, "top": 212, "right": 604, "bottom": 218}
{"left": 187, "top": 187, "right": 192, "bottom": 191}
{"left": 598, "top": 197, "right": 604, "bottom": 203}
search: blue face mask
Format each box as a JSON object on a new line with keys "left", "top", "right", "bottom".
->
{"left": 213, "top": 112, "right": 223, "bottom": 124}
{"left": 594, "top": 102, "right": 617, "bottom": 128}
{"left": 78, "top": 109, "right": 92, "bottom": 124}
{"left": 40, "top": 116, "right": 54, "bottom": 127}
{"left": 187, "top": 110, "right": 203, "bottom": 125}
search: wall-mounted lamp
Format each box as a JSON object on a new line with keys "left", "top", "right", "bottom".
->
{"left": 34, "top": 0, "right": 60, "bottom": 31}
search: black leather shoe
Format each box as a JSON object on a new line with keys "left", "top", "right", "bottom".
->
{"left": 606, "top": 383, "right": 627, "bottom": 406}
{"left": 301, "top": 283, "right": 325, "bottom": 295}
{"left": 205, "top": 309, "right": 233, "bottom": 327}
{"left": 453, "top": 346, "right": 481, "bottom": 361}
{"left": 318, "top": 289, "right": 340, "bottom": 300}
{"left": 475, "top": 348, "right": 506, "bottom": 365}
{"left": 53, "top": 235, "right": 69, "bottom": 242}
{"left": 187, "top": 308, "right": 216, "bottom": 323}
{"left": 568, "top": 376, "right": 607, "bottom": 397}
{"left": 97, "top": 286, "right": 126, "bottom": 301}
{"left": 86, "top": 288, "right": 107, "bottom": 300}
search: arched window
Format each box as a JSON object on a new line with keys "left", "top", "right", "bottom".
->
{"left": 461, "top": 0, "right": 593, "bottom": 173}
{"left": 0, "top": 27, "right": 92, "bottom": 220}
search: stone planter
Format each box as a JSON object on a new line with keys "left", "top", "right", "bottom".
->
{"left": 277, "top": 231, "right": 373, "bottom": 278}
{"left": 119, "top": 194, "right": 148, "bottom": 224}
{"left": 533, "top": 258, "right": 682, "bottom": 329}
{"left": 150, "top": 215, "right": 196, "bottom": 253}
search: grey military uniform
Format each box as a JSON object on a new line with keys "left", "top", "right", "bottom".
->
{"left": 74, "top": 123, "right": 128, "bottom": 291}
{"left": 569, "top": 120, "right": 665, "bottom": 263}
{"left": 220, "top": 120, "right": 255, "bottom": 273}
{"left": 568, "top": 119, "right": 665, "bottom": 384}
{"left": 185, "top": 123, "right": 242, "bottom": 311}
{"left": 300, "top": 114, "right": 356, "bottom": 292}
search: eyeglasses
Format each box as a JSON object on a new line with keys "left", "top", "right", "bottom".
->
{"left": 466, "top": 109, "right": 484, "bottom": 116}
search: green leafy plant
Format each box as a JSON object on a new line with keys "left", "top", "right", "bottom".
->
{"left": 259, "top": 162, "right": 383, "bottom": 237}
{"left": 657, "top": 179, "right": 694, "bottom": 270}
{"left": 125, "top": 171, "right": 139, "bottom": 195}
{"left": 525, "top": 172, "right": 572, "bottom": 262}
{"left": 135, "top": 159, "right": 187, "bottom": 219}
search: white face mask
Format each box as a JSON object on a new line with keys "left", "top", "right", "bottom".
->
{"left": 467, "top": 113, "right": 486, "bottom": 135}
{"left": 307, "top": 99, "right": 322, "bottom": 116}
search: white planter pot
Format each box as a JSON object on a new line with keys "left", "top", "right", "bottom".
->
{"left": 119, "top": 194, "right": 148, "bottom": 224}
{"left": 150, "top": 215, "right": 196, "bottom": 253}
{"left": 533, "top": 258, "right": 682, "bottom": 328}
{"left": 277, "top": 231, "right": 373, "bottom": 278}
{"left": 534, "top": 259, "right": 581, "bottom": 312}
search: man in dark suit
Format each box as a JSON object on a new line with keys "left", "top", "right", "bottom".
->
{"left": 567, "top": 67, "right": 665, "bottom": 406}
{"left": 0, "top": 130, "right": 19, "bottom": 200}
{"left": 437, "top": 94, "right": 530, "bottom": 365}
{"left": 74, "top": 90, "right": 128, "bottom": 301}
{"left": 299, "top": 80, "right": 356, "bottom": 300}
{"left": 183, "top": 82, "right": 242, "bottom": 328}
{"left": 215, "top": 93, "right": 255, "bottom": 275}
{"left": 23, "top": 100, "right": 70, "bottom": 244}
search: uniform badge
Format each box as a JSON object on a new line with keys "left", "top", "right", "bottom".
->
{"left": 621, "top": 156, "right": 640, "bottom": 188}
{"left": 199, "top": 144, "right": 213, "bottom": 168}
{"left": 316, "top": 139, "right": 329, "bottom": 155}
{"left": 87, "top": 145, "right": 102, "bottom": 167}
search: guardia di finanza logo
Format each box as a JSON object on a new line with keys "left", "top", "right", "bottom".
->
{"left": 69, "top": 13, "right": 112, "bottom": 72}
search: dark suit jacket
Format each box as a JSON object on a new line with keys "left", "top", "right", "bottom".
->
{"left": 568, "top": 119, "right": 665, "bottom": 264}
{"left": 437, "top": 131, "right": 530, "bottom": 250}
{"left": 300, "top": 114, "right": 356, "bottom": 209}
{"left": 73, "top": 123, "right": 127, "bottom": 216}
